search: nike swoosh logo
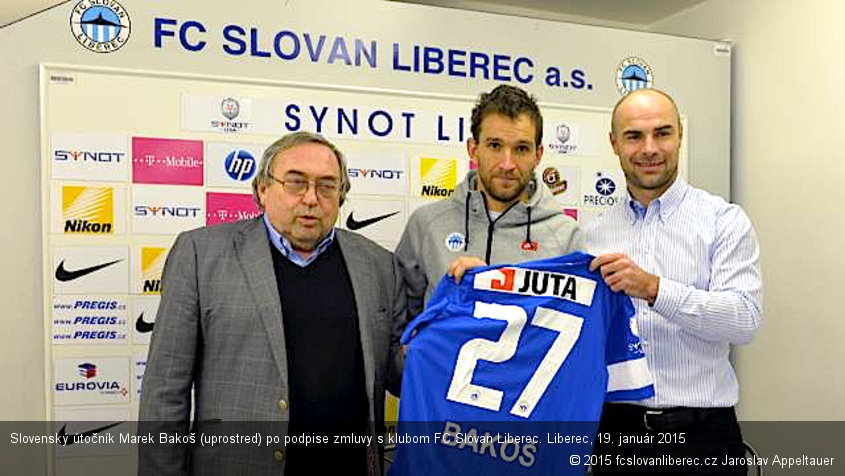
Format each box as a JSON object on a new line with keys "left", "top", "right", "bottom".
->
{"left": 135, "top": 312, "right": 154, "bottom": 333}
{"left": 56, "top": 421, "right": 122, "bottom": 446}
{"left": 55, "top": 259, "right": 123, "bottom": 282}
{"left": 346, "top": 211, "right": 399, "bottom": 230}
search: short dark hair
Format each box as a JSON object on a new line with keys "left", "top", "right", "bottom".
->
{"left": 470, "top": 85, "right": 543, "bottom": 145}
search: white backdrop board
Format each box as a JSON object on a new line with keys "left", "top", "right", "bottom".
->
{"left": 41, "top": 64, "right": 689, "bottom": 423}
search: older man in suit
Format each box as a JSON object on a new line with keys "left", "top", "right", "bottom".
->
{"left": 139, "top": 131, "right": 406, "bottom": 475}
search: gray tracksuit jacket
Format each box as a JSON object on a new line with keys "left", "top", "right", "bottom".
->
{"left": 396, "top": 170, "right": 584, "bottom": 319}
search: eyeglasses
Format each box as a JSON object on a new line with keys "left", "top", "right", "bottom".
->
{"left": 267, "top": 173, "right": 341, "bottom": 198}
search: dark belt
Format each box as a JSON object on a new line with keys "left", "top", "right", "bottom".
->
{"left": 606, "top": 404, "right": 735, "bottom": 432}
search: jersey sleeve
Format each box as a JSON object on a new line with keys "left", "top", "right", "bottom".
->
{"left": 604, "top": 293, "right": 654, "bottom": 401}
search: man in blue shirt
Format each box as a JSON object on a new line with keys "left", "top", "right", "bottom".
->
{"left": 586, "top": 89, "right": 762, "bottom": 476}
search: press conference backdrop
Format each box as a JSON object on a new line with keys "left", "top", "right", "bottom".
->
{"left": 42, "top": 63, "right": 691, "bottom": 425}
{"left": 1, "top": 0, "right": 728, "bottom": 472}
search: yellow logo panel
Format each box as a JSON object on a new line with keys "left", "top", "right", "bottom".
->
{"left": 419, "top": 157, "right": 456, "bottom": 198}
{"left": 384, "top": 394, "right": 399, "bottom": 437}
{"left": 141, "top": 247, "right": 166, "bottom": 294}
{"left": 62, "top": 186, "right": 114, "bottom": 234}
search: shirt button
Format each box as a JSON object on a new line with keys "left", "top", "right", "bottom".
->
{"left": 278, "top": 399, "right": 288, "bottom": 412}
{"left": 274, "top": 449, "right": 285, "bottom": 461}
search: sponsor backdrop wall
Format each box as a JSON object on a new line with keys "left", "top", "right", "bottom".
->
{"left": 2, "top": 0, "right": 728, "bottom": 473}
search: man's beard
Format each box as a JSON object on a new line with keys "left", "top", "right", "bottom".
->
{"left": 479, "top": 170, "right": 533, "bottom": 203}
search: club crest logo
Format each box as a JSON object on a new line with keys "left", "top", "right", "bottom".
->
{"left": 616, "top": 56, "right": 653, "bottom": 96}
{"left": 70, "top": 1, "right": 131, "bottom": 53}
{"left": 444, "top": 232, "right": 465, "bottom": 252}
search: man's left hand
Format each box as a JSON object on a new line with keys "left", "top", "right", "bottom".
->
{"left": 448, "top": 256, "right": 487, "bottom": 284}
{"left": 590, "top": 253, "right": 659, "bottom": 305}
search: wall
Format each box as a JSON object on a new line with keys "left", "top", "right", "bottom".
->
{"left": 652, "top": 0, "right": 845, "bottom": 420}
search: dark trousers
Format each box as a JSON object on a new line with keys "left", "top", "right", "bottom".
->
{"left": 591, "top": 403, "right": 746, "bottom": 476}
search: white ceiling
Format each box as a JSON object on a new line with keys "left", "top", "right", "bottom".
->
{"left": 0, "top": 0, "right": 66, "bottom": 28}
{"left": 394, "top": 0, "right": 710, "bottom": 28}
{"left": 1, "top": 0, "right": 709, "bottom": 30}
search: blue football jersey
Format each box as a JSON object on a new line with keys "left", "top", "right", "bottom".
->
{"left": 389, "top": 252, "right": 653, "bottom": 476}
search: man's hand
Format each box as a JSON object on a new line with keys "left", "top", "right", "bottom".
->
{"left": 448, "top": 256, "right": 487, "bottom": 284}
{"left": 589, "top": 253, "right": 659, "bottom": 305}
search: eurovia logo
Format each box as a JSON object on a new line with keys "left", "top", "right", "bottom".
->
{"left": 78, "top": 363, "right": 97, "bottom": 379}
{"left": 615, "top": 56, "right": 653, "bottom": 96}
{"left": 70, "top": 1, "right": 131, "bottom": 53}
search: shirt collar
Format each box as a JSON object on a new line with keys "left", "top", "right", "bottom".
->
{"left": 625, "top": 176, "right": 689, "bottom": 224}
{"left": 262, "top": 213, "right": 336, "bottom": 267}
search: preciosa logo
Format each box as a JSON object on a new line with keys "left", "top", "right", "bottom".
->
{"left": 69, "top": 0, "right": 131, "bottom": 53}
{"left": 595, "top": 176, "right": 616, "bottom": 196}
{"left": 583, "top": 172, "right": 620, "bottom": 207}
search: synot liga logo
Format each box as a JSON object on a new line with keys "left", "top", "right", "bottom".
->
{"left": 70, "top": 1, "right": 131, "bottom": 53}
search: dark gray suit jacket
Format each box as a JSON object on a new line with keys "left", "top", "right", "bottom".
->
{"left": 139, "top": 217, "right": 406, "bottom": 475}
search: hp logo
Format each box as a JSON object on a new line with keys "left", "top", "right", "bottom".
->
{"left": 224, "top": 150, "right": 256, "bottom": 181}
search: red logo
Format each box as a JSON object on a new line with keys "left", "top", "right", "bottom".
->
{"left": 521, "top": 241, "right": 539, "bottom": 251}
{"left": 490, "top": 268, "right": 515, "bottom": 291}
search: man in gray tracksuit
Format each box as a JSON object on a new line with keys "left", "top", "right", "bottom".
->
{"left": 396, "top": 85, "right": 584, "bottom": 318}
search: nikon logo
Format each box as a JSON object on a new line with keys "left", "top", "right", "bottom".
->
{"left": 419, "top": 157, "right": 457, "bottom": 198}
{"left": 62, "top": 186, "right": 115, "bottom": 235}
{"left": 143, "top": 279, "right": 161, "bottom": 293}
{"left": 64, "top": 219, "right": 112, "bottom": 233}
{"left": 421, "top": 185, "right": 454, "bottom": 197}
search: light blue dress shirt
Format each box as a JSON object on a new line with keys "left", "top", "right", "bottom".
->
{"left": 262, "top": 213, "right": 336, "bottom": 267}
{"left": 585, "top": 177, "right": 762, "bottom": 408}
